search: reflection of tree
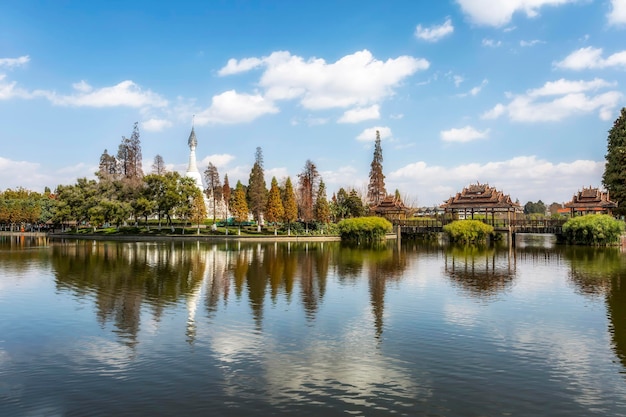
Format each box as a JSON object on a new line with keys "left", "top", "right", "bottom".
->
{"left": 0, "top": 235, "right": 51, "bottom": 274}
{"left": 51, "top": 240, "right": 206, "bottom": 348}
{"left": 444, "top": 244, "right": 516, "bottom": 300}
{"left": 562, "top": 246, "right": 626, "bottom": 371}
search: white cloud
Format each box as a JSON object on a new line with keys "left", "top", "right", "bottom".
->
{"left": 221, "top": 50, "right": 429, "bottom": 111}
{"left": 0, "top": 55, "right": 30, "bottom": 68}
{"left": 441, "top": 126, "right": 490, "bottom": 143}
{"left": 142, "top": 118, "right": 173, "bottom": 132}
{"left": 554, "top": 46, "right": 626, "bottom": 70}
{"left": 457, "top": 0, "right": 578, "bottom": 27}
{"left": 482, "top": 78, "right": 622, "bottom": 122}
{"left": 195, "top": 90, "right": 279, "bottom": 125}
{"left": 0, "top": 74, "right": 30, "bottom": 100}
{"left": 608, "top": 0, "right": 626, "bottom": 25}
{"left": 44, "top": 80, "right": 168, "bottom": 108}
{"left": 453, "top": 75, "right": 464, "bottom": 87}
{"left": 338, "top": 105, "right": 380, "bottom": 123}
{"left": 200, "top": 154, "right": 235, "bottom": 168}
{"left": 218, "top": 57, "right": 264, "bottom": 76}
{"left": 458, "top": 79, "right": 488, "bottom": 97}
{"left": 482, "top": 38, "right": 502, "bottom": 47}
{"left": 356, "top": 126, "right": 392, "bottom": 142}
{"left": 415, "top": 18, "right": 454, "bottom": 42}
{"left": 0, "top": 157, "right": 96, "bottom": 191}
{"left": 389, "top": 156, "right": 604, "bottom": 206}
{"left": 520, "top": 39, "right": 544, "bottom": 47}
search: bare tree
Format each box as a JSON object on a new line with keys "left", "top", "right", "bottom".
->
{"left": 151, "top": 154, "right": 167, "bottom": 175}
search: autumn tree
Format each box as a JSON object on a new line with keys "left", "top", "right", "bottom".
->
{"left": 247, "top": 147, "right": 267, "bottom": 224}
{"left": 265, "top": 177, "right": 284, "bottom": 225}
{"left": 117, "top": 122, "right": 143, "bottom": 180}
{"left": 603, "top": 107, "right": 626, "bottom": 216}
{"left": 204, "top": 162, "right": 222, "bottom": 224}
{"left": 282, "top": 176, "right": 298, "bottom": 233}
{"left": 230, "top": 180, "right": 249, "bottom": 225}
{"left": 367, "top": 130, "right": 386, "bottom": 206}
{"left": 151, "top": 154, "right": 167, "bottom": 175}
{"left": 314, "top": 180, "right": 330, "bottom": 224}
{"left": 223, "top": 174, "right": 231, "bottom": 218}
{"left": 190, "top": 191, "right": 208, "bottom": 234}
{"left": 298, "top": 159, "right": 320, "bottom": 228}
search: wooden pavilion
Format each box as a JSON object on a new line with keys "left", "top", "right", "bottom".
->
{"left": 441, "top": 182, "right": 522, "bottom": 221}
{"left": 563, "top": 186, "right": 617, "bottom": 216}
{"left": 370, "top": 195, "right": 412, "bottom": 221}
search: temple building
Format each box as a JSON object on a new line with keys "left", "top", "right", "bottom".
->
{"left": 441, "top": 182, "right": 522, "bottom": 220}
{"left": 563, "top": 186, "right": 617, "bottom": 216}
{"left": 370, "top": 194, "right": 412, "bottom": 221}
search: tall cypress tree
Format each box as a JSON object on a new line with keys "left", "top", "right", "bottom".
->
{"left": 314, "top": 180, "right": 330, "bottom": 224}
{"left": 282, "top": 177, "right": 298, "bottom": 231}
{"left": 230, "top": 180, "right": 249, "bottom": 224}
{"left": 247, "top": 147, "right": 267, "bottom": 223}
{"left": 367, "top": 130, "right": 386, "bottom": 206}
{"left": 265, "top": 177, "right": 284, "bottom": 224}
{"left": 602, "top": 107, "right": 626, "bottom": 216}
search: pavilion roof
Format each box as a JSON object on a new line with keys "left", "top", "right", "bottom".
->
{"left": 564, "top": 187, "right": 617, "bottom": 209}
{"left": 371, "top": 195, "right": 411, "bottom": 214}
{"left": 441, "top": 182, "right": 521, "bottom": 211}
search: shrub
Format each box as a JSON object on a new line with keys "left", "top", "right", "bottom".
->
{"left": 443, "top": 220, "right": 494, "bottom": 244}
{"left": 562, "top": 214, "right": 625, "bottom": 245}
{"left": 337, "top": 216, "right": 393, "bottom": 242}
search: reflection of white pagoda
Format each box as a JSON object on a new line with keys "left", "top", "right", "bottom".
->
{"left": 186, "top": 126, "right": 204, "bottom": 191}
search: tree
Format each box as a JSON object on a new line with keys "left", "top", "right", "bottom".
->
{"left": 367, "top": 130, "right": 386, "bottom": 205}
{"left": 603, "top": 107, "right": 626, "bottom": 216}
{"left": 265, "top": 177, "right": 284, "bottom": 225}
{"left": 144, "top": 172, "right": 181, "bottom": 229}
{"left": 97, "top": 149, "right": 118, "bottom": 180}
{"left": 230, "top": 181, "right": 249, "bottom": 225}
{"left": 282, "top": 177, "right": 298, "bottom": 233}
{"left": 190, "top": 191, "right": 207, "bottom": 234}
{"left": 346, "top": 189, "right": 366, "bottom": 218}
{"left": 117, "top": 122, "right": 143, "bottom": 180}
{"left": 151, "top": 154, "right": 167, "bottom": 175}
{"left": 204, "top": 162, "right": 222, "bottom": 224}
{"left": 247, "top": 147, "right": 267, "bottom": 224}
{"left": 314, "top": 180, "right": 330, "bottom": 224}
{"left": 222, "top": 174, "right": 231, "bottom": 218}
{"left": 524, "top": 200, "right": 546, "bottom": 216}
{"left": 298, "top": 159, "right": 319, "bottom": 227}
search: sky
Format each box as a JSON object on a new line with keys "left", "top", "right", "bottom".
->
{"left": 1, "top": 0, "right": 626, "bottom": 207}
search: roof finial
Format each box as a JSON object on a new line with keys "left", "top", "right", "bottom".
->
{"left": 192, "top": 114, "right": 195, "bottom": 128}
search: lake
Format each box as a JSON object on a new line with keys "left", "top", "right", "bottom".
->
{"left": 1, "top": 234, "right": 626, "bottom": 416}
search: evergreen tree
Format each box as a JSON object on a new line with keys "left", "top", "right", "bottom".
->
{"left": 247, "top": 147, "right": 267, "bottom": 223}
{"left": 204, "top": 162, "right": 222, "bottom": 223}
{"left": 314, "top": 180, "right": 331, "bottom": 224}
{"left": 230, "top": 181, "right": 249, "bottom": 224}
{"left": 265, "top": 176, "right": 284, "bottom": 224}
{"left": 223, "top": 174, "right": 231, "bottom": 218}
{"left": 367, "top": 130, "right": 386, "bottom": 205}
{"left": 117, "top": 122, "right": 143, "bottom": 180}
{"left": 298, "top": 159, "right": 319, "bottom": 225}
{"left": 98, "top": 149, "right": 118, "bottom": 179}
{"left": 603, "top": 107, "right": 626, "bottom": 216}
{"left": 282, "top": 177, "right": 298, "bottom": 229}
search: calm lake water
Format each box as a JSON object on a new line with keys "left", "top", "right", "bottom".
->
{"left": 1, "top": 234, "right": 626, "bottom": 416}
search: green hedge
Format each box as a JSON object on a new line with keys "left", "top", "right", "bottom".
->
{"left": 443, "top": 220, "right": 494, "bottom": 243}
{"left": 337, "top": 216, "right": 393, "bottom": 242}
{"left": 562, "top": 214, "right": 624, "bottom": 245}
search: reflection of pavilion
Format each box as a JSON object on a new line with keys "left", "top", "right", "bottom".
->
{"left": 444, "top": 246, "right": 516, "bottom": 299}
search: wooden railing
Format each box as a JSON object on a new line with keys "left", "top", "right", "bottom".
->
{"left": 396, "top": 219, "right": 568, "bottom": 235}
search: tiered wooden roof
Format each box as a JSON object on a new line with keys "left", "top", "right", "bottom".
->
{"left": 371, "top": 195, "right": 411, "bottom": 219}
{"left": 564, "top": 187, "right": 617, "bottom": 214}
{"left": 442, "top": 183, "right": 521, "bottom": 213}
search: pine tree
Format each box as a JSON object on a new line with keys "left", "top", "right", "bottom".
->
{"left": 247, "top": 147, "right": 267, "bottom": 223}
{"left": 97, "top": 149, "right": 118, "bottom": 179}
{"left": 282, "top": 177, "right": 298, "bottom": 230}
{"left": 298, "top": 159, "right": 319, "bottom": 225}
{"left": 265, "top": 177, "right": 284, "bottom": 224}
{"left": 230, "top": 180, "right": 249, "bottom": 224}
{"left": 117, "top": 122, "right": 143, "bottom": 180}
{"left": 603, "top": 107, "right": 626, "bottom": 216}
{"left": 223, "top": 174, "right": 231, "bottom": 218}
{"left": 314, "top": 180, "right": 331, "bottom": 224}
{"left": 367, "top": 130, "right": 386, "bottom": 205}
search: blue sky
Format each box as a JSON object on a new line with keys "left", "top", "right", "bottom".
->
{"left": 1, "top": 0, "right": 626, "bottom": 206}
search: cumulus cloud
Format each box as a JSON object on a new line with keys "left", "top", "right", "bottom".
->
{"left": 195, "top": 90, "right": 279, "bottom": 125}
{"left": 356, "top": 126, "right": 392, "bottom": 142}
{"left": 338, "top": 105, "right": 380, "bottom": 123}
{"left": 554, "top": 46, "right": 626, "bottom": 70}
{"left": 0, "top": 156, "right": 95, "bottom": 191}
{"left": 218, "top": 57, "right": 264, "bottom": 76}
{"left": 219, "top": 49, "right": 429, "bottom": 110}
{"left": 0, "top": 74, "right": 30, "bottom": 100}
{"left": 389, "top": 156, "right": 604, "bottom": 206}
{"left": 142, "top": 118, "right": 173, "bottom": 132}
{"left": 458, "top": 79, "right": 488, "bottom": 97}
{"left": 608, "top": 0, "right": 626, "bottom": 25}
{"left": 0, "top": 55, "right": 30, "bottom": 68}
{"left": 457, "top": 0, "right": 578, "bottom": 27}
{"left": 481, "top": 78, "right": 622, "bottom": 122}
{"left": 415, "top": 18, "right": 454, "bottom": 42}
{"left": 200, "top": 154, "right": 235, "bottom": 168}
{"left": 43, "top": 80, "right": 168, "bottom": 108}
{"left": 441, "top": 126, "right": 490, "bottom": 143}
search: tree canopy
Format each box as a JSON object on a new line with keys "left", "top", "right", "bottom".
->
{"left": 602, "top": 107, "right": 626, "bottom": 216}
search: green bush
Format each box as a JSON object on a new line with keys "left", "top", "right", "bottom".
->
{"left": 562, "top": 214, "right": 625, "bottom": 245}
{"left": 337, "top": 216, "right": 393, "bottom": 242}
{"left": 443, "top": 220, "right": 494, "bottom": 243}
